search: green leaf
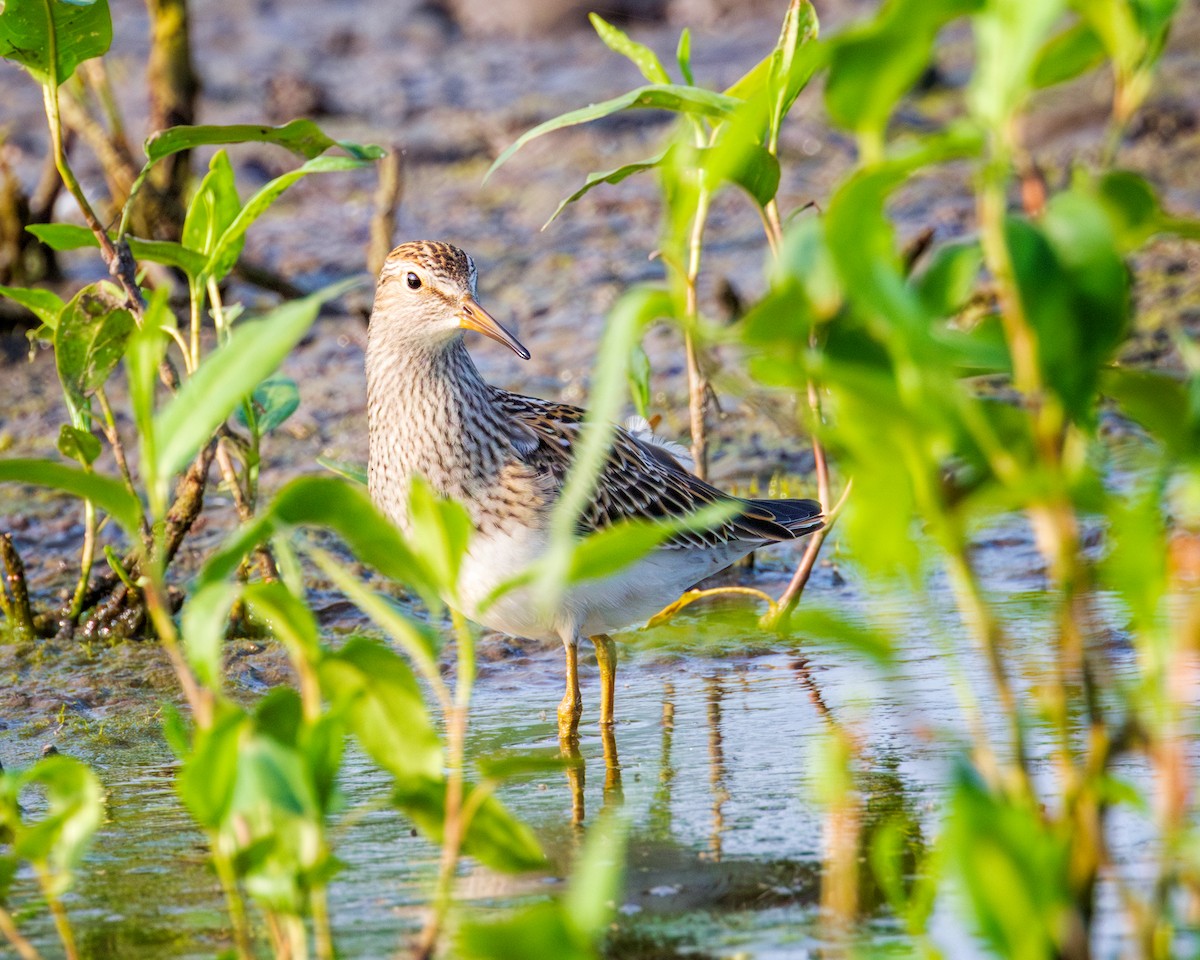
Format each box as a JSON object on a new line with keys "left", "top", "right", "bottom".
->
{"left": 180, "top": 580, "right": 240, "bottom": 689}
{"left": 316, "top": 456, "right": 367, "bottom": 485}
{"left": 916, "top": 239, "right": 983, "bottom": 317}
{"left": 406, "top": 476, "right": 473, "bottom": 593}
{"left": 826, "top": 0, "right": 981, "bottom": 147}
{"left": 627, "top": 342, "right": 651, "bottom": 418}
{"left": 0, "top": 284, "right": 65, "bottom": 326}
{"left": 458, "top": 902, "right": 589, "bottom": 960}
{"left": 1031, "top": 17, "right": 1106, "bottom": 88}
{"left": 236, "top": 375, "right": 300, "bottom": 434}
{"left": 54, "top": 283, "right": 134, "bottom": 416}
{"left": 320, "top": 637, "right": 442, "bottom": 794}
{"left": 476, "top": 750, "right": 576, "bottom": 781}
{"left": 486, "top": 85, "right": 739, "bottom": 181}
{"left": 198, "top": 476, "right": 440, "bottom": 613}
{"left": 182, "top": 150, "right": 242, "bottom": 259}
{"left": 243, "top": 581, "right": 322, "bottom": 663}
{"left": 145, "top": 118, "right": 384, "bottom": 164}
{"left": 544, "top": 150, "right": 668, "bottom": 229}
{"left": 564, "top": 813, "right": 628, "bottom": 940}
{"left": 676, "top": 27, "right": 693, "bottom": 85}
{"left": 153, "top": 282, "right": 350, "bottom": 490}
{"left": 786, "top": 606, "right": 896, "bottom": 664}
{"left": 25, "top": 223, "right": 207, "bottom": 275}
{"left": 25, "top": 222, "right": 95, "bottom": 250}
{"left": 399, "top": 780, "right": 545, "bottom": 873}
{"left": 0, "top": 0, "right": 111, "bottom": 84}
{"left": 970, "top": 0, "right": 1068, "bottom": 130}
{"left": 204, "top": 155, "right": 372, "bottom": 282}
{"left": 589, "top": 13, "right": 670, "bottom": 83}
{"left": 1094, "top": 170, "right": 1200, "bottom": 251}
{"left": 0, "top": 458, "right": 142, "bottom": 536}
{"left": 8, "top": 755, "right": 104, "bottom": 898}
{"left": 1101, "top": 368, "right": 1198, "bottom": 462}
{"left": 57, "top": 424, "right": 100, "bottom": 466}
{"left": 177, "top": 707, "right": 246, "bottom": 828}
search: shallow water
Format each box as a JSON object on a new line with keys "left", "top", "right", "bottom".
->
{"left": 5, "top": 531, "right": 1194, "bottom": 959}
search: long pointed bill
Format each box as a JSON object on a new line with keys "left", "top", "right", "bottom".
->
{"left": 459, "top": 298, "right": 531, "bottom": 360}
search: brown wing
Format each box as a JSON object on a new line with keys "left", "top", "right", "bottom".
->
{"left": 492, "top": 390, "right": 822, "bottom": 549}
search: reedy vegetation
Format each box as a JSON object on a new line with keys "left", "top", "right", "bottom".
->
{"left": 0, "top": 1, "right": 1198, "bottom": 959}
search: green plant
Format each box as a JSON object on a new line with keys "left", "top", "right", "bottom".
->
{"left": 491, "top": 0, "right": 1199, "bottom": 956}
{"left": 0, "top": 0, "right": 381, "bottom": 640}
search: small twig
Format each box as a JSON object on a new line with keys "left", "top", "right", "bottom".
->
{"left": 773, "top": 478, "right": 852, "bottom": 622}
{"left": 0, "top": 904, "right": 44, "bottom": 960}
{"left": 1, "top": 533, "right": 36, "bottom": 641}
{"left": 367, "top": 146, "right": 404, "bottom": 277}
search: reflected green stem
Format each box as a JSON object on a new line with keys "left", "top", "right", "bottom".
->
{"left": 213, "top": 844, "right": 254, "bottom": 960}
{"left": 35, "top": 866, "right": 78, "bottom": 960}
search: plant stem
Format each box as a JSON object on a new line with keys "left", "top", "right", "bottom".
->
{"left": 66, "top": 497, "right": 96, "bottom": 623}
{"left": 311, "top": 884, "right": 334, "bottom": 960}
{"left": 0, "top": 903, "right": 44, "bottom": 960}
{"left": 414, "top": 607, "right": 475, "bottom": 960}
{"left": 36, "top": 868, "right": 78, "bottom": 960}
{"left": 95, "top": 387, "right": 153, "bottom": 547}
{"left": 213, "top": 846, "right": 255, "bottom": 960}
{"left": 683, "top": 186, "right": 712, "bottom": 479}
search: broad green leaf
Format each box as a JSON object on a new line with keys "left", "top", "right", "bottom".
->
{"left": 458, "top": 902, "right": 589, "bottom": 960}
{"left": 1094, "top": 170, "right": 1200, "bottom": 250}
{"left": 544, "top": 150, "right": 668, "bottom": 229}
{"left": 589, "top": 13, "right": 670, "bottom": 83}
{"left": 398, "top": 780, "right": 545, "bottom": 873}
{"left": 236, "top": 375, "right": 300, "bottom": 434}
{"left": 205, "top": 155, "right": 373, "bottom": 281}
{"left": 0, "top": 0, "right": 111, "bottom": 84}
{"left": 725, "top": 0, "right": 821, "bottom": 114}
{"left": 153, "top": 282, "right": 351, "bottom": 488}
{"left": 182, "top": 150, "right": 242, "bottom": 259}
{"left": 25, "top": 223, "right": 207, "bottom": 275}
{"left": 0, "top": 458, "right": 142, "bottom": 536}
{"left": 948, "top": 764, "right": 1073, "bottom": 959}
{"left": 126, "top": 289, "right": 170, "bottom": 506}
{"left": 57, "top": 424, "right": 100, "bottom": 465}
{"left": 25, "top": 222, "right": 95, "bottom": 250}
{"left": 406, "top": 476, "right": 472, "bottom": 593}
{"left": 177, "top": 707, "right": 246, "bottom": 828}
{"left": 486, "top": 85, "right": 739, "bottom": 181}
{"left": 145, "top": 118, "right": 384, "bottom": 164}
{"left": 827, "top": 0, "right": 980, "bottom": 148}
{"left": 180, "top": 580, "right": 241, "bottom": 689}
{"left": 0, "top": 284, "right": 65, "bottom": 326}
{"left": 9, "top": 755, "right": 104, "bottom": 898}
{"left": 320, "top": 637, "right": 441, "bottom": 793}
{"left": 476, "top": 750, "right": 575, "bottom": 781}
{"left": 54, "top": 283, "right": 134, "bottom": 416}
{"left": 970, "top": 0, "right": 1068, "bottom": 130}
{"left": 1031, "top": 17, "right": 1106, "bottom": 88}
{"left": 198, "top": 476, "right": 439, "bottom": 613}
{"left": 1101, "top": 368, "right": 1198, "bottom": 462}
{"left": 564, "top": 813, "right": 628, "bottom": 941}
{"left": 916, "top": 239, "right": 983, "bottom": 317}
{"left": 785, "top": 606, "right": 896, "bottom": 664}
{"left": 316, "top": 456, "right": 367, "bottom": 485}
{"left": 243, "top": 582, "right": 322, "bottom": 663}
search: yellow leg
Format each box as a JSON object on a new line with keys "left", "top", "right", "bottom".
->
{"left": 559, "top": 732, "right": 585, "bottom": 826}
{"left": 591, "top": 633, "right": 617, "bottom": 728}
{"left": 600, "top": 721, "right": 623, "bottom": 808}
{"left": 558, "top": 634, "right": 582, "bottom": 741}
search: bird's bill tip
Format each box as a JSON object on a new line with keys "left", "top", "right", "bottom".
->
{"left": 459, "top": 298, "right": 531, "bottom": 360}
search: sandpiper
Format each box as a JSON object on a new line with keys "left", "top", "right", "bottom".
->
{"left": 366, "top": 240, "right": 823, "bottom": 739}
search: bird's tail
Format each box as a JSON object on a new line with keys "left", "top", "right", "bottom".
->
{"left": 744, "top": 497, "right": 824, "bottom": 539}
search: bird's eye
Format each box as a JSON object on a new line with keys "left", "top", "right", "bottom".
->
{"left": 405, "top": 272, "right": 422, "bottom": 290}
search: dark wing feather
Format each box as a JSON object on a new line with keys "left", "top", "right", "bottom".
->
{"left": 492, "top": 390, "right": 823, "bottom": 549}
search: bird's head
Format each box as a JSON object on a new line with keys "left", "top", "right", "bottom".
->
{"left": 369, "top": 240, "right": 530, "bottom": 359}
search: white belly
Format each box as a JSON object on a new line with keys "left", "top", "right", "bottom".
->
{"left": 456, "top": 526, "right": 753, "bottom": 642}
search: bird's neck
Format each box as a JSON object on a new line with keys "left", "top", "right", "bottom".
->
{"left": 366, "top": 335, "right": 508, "bottom": 523}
